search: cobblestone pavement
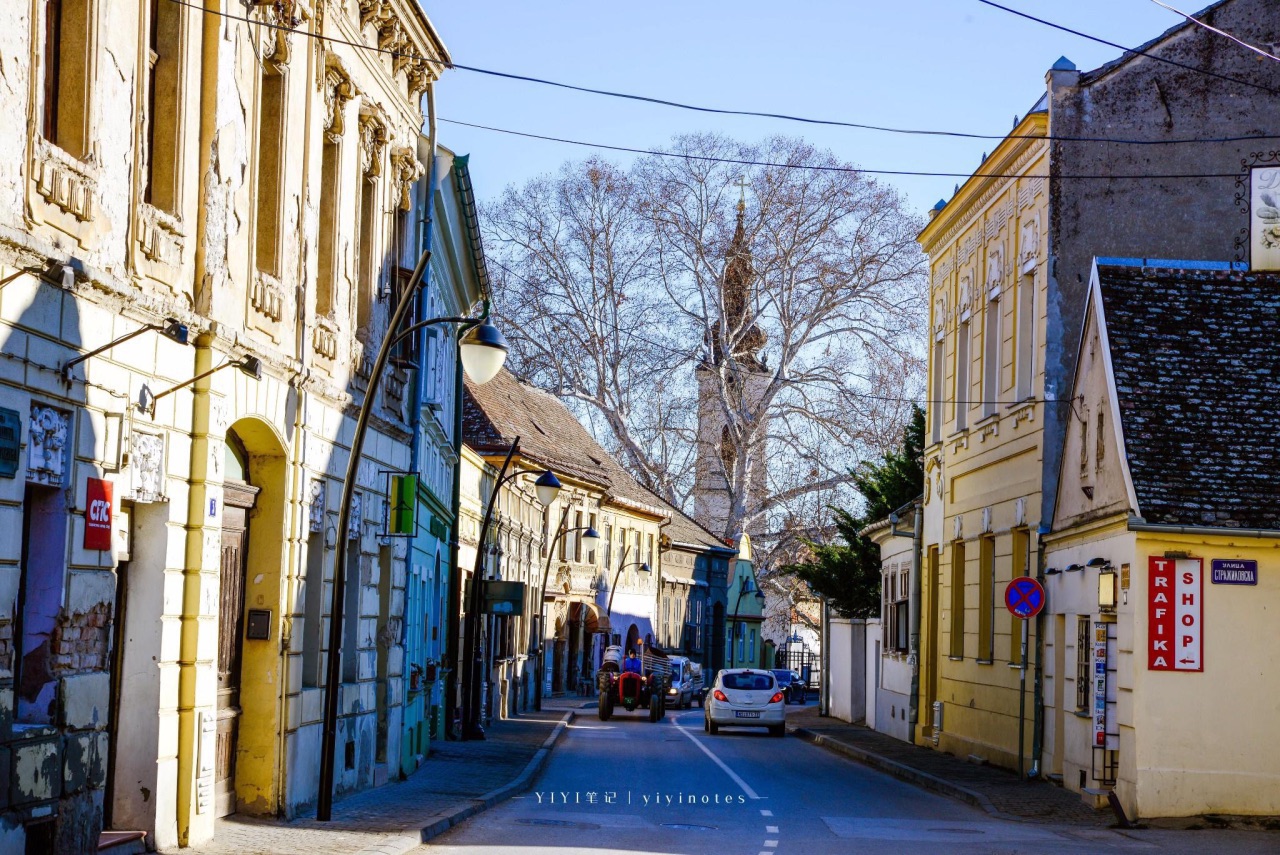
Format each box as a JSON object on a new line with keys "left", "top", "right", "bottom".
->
{"left": 787, "top": 706, "right": 1113, "bottom": 827}
{"left": 163, "top": 711, "right": 567, "bottom": 855}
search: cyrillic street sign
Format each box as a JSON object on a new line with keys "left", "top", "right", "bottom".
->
{"left": 1147, "top": 556, "right": 1202, "bottom": 672}
{"left": 1210, "top": 559, "right": 1257, "bottom": 585}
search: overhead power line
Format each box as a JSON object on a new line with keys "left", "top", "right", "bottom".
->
{"left": 1148, "top": 0, "right": 1280, "bottom": 63}
{"left": 168, "top": 0, "right": 1278, "bottom": 147}
{"left": 440, "top": 118, "right": 1240, "bottom": 180}
{"left": 974, "top": 0, "right": 1280, "bottom": 95}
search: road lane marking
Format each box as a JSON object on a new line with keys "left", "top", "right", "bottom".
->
{"left": 760, "top": 809, "right": 773, "bottom": 817}
{"left": 672, "top": 720, "right": 761, "bottom": 800}
{"left": 764, "top": 842, "right": 778, "bottom": 848}
{"left": 766, "top": 825, "right": 779, "bottom": 833}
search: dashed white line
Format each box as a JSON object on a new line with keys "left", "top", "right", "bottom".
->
{"left": 764, "top": 842, "right": 778, "bottom": 849}
{"left": 766, "top": 825, "right": 779, "bottom": 833}
{"left": 760, "top": 809, "right": 773, "bottom": 817}
{"left": 672, "top": 720, "right": 761, "bottom": 800}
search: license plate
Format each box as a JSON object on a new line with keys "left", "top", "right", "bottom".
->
{"left": 734, "top": 711, "right": 760, "bottom": 719}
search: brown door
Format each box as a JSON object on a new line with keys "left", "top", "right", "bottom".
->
{"left": 216, "top": 481, "right": 258, "bottom": 817}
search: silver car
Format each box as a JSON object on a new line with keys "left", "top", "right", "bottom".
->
{"left": 703, "top": 668, "right": 786, "bottom": 737}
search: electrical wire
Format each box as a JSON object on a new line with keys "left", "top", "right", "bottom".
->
{"left": 165, "top": 0, "right": 1279, "bottom": 148}
{"left": 440, "top": 118, "right": 1239, "bottom": 180}
{"left": 974, "top": 0, "right": 1280, "bottom": 95}
{"left": 1147, "top": 0, "right": 1280, "bottom": 63}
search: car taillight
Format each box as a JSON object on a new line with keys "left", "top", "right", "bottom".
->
{"left": 770, "top": 692, "right": 785, "bottom": 704}
{"left": 713, "top": 690, "right": 729, "bottom": 702}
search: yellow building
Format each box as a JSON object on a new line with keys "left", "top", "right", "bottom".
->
{"left": 916, "top": 105, "right": 1048, "bottom": 767}
{"left": 1042, "top": 260, "right": 1280, "bottom": 819}
{"left": 0, "top": 0, "right": 448, "bottom": 848}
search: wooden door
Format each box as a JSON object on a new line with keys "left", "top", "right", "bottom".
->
{"left": 215, "top": 482, "right": 258, "bottom": 817}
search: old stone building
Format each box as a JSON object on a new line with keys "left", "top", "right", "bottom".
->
{"left": 0, "top": 0, "right": 451, "bottom": 849}
{"left": 916, "top": 0, "right": 1280, "bottom": 811}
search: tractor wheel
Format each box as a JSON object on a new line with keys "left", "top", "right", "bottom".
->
{"left": 598, "top": 692, "right": 612, "bottom": 721}
{"left": 649, "top": 700, "right": 661, "bottom": 722}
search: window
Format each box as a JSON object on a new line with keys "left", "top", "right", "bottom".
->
{"left": 982, "top": 294, "right": 1000, "bottom": 418}
{"left": 955, "top": 320, "right": 970, "bottom": 431}
{"left": 573, "top": 511, "right": 583, "bottom": 562}
{"left": 317, "top": 140, "right": 340, "bottom": 316}
{"left": 645, "top": 533, "right": 654, "bottom": 571}
{"left": 949, "top": 541, "right": 966, "bottom": 658}
{"left": 356, "top": 173, "right": 378, "bottom": 334}
{"left": 143, "top": 0, "right": 182, "bottom": 213}
{"left": 1009, "top": 528, "right": 1029, "bottom": 665}
{"left": 1015, "top": 272, "right": 1035, "bottom": 400}
{"left": 302, "top": 531, "right": 326, "bottom": 687}
{"left": 1075, "top": 616, "right": 1090, "bottom": 710}
{"left": 931, "top": 338, "right": 944, "bottom": 444}
{"left": 603, "top": 524, "right": 612, "bottom": 572}
{"left": 558, "top": 514, "right": 568, "bottom": 561}
{"left": 1096, "top": 411, "right": 1106, "bottom": 469}
{"left": 255, "top": 65, "right": 286, "bottom": 274}
{"left": 588, "top": 514, "right": 597, "bottom": 564}
{"left": 18, "top": 483, "right": 70, "bottom": 722}
{"left": 978, "top": 535, "right": 995, "bottom": 661}
{"left": 1080, "top": 406, "right": 1090, "bottom": 474}
{"left": 884, "top": 562, "right": 910, "bottom": 653}
{"left": 42, "top": 0, "right": 93, "bottom": 159}
{"left": 748, "top": 628, "right": 756, "bottom": 661}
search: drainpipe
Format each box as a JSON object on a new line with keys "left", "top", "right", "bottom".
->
{"left": 1030, "top": 526, "right": 1048, "bottom": 779}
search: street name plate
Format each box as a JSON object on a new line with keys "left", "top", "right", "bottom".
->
{"left": 1211, "top": 559, "right": 1257, "bottom": 585}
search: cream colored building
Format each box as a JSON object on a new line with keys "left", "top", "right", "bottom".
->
{"left": 916, "top": 105, "right": 1049, "bottom": 767}
{"left": 1043, "top": 260, "right": 1280, "bottom": 819}
{"left": 0, "top": 0, "right": 447, "bottom": 849}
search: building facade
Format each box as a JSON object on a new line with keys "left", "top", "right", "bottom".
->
{"left": 0, "top": 0, "right": 449, "bottom": 848}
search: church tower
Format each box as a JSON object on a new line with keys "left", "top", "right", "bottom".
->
{"left": 693, "top": 189, "right": 770, "bottom": 541}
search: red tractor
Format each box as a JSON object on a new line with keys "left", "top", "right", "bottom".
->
{"left": 596, "top": 644, "right": 669, "bottom": 722}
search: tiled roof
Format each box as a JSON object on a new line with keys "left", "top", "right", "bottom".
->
{"left": 463, "top": 369, "right": 733, "bottom": 550}
{"left": 1096, "top": 263, "right": 1280, "bottom": 529}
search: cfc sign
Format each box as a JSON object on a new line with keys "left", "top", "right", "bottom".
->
{"left": 1147, "top": 556, "right": 1202, "bottom": 672}
{"left": 85, "top": 477, "right": 113, "bottom": 551}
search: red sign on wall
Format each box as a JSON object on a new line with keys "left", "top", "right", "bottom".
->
{"left": 85, "top": 477, "right": 113, "bottom": 551}
{"left": 1147, "top": 556, "right": 1203, "bottom": 672}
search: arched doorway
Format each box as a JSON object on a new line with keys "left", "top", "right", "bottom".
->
{"left": 217, "top": 419, "right": 287, "bottom": 816}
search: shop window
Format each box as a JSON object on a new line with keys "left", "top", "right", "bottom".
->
{"left": 1075, "top": 616, "right": 1090, "bottom": 710}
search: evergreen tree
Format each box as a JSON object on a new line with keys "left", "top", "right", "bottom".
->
{"left": 782, "top": 406, "right": 925, "bottom": 618}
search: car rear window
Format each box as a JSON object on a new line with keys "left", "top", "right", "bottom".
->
{"left": 723, "top": 673, "right": 775, "bottom": 691}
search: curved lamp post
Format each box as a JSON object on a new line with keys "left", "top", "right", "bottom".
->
{"left": 728, "top": 578, "right": 766, "bottom": 669}
{"left": 606, "top": 556, "right": 650, "bottom": 618}
{"left": 460, "top": 449, "right": 561, "bottom": 740}
{"left": 532, "top": 513, "right": 599, "bottom": 711}
{"left": 318, "top": 249, "right": 508, "bottom": 820}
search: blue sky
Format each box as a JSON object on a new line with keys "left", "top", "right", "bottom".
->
{"left": 424, "top": 0, "right": 1192, "bottom": 213}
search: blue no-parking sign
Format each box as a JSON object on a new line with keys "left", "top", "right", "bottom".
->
{"left": 1005, "top": 577, "right": 1045, "bottom": 619}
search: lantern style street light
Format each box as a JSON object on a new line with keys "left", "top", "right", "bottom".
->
{"left": 318, "top": 249, "right": 507, "bottom": 820}
{"left": 531, "top": 509, "right": 600, "bottom": 711}
{"left": 459, "top": 436, "right": 560, "bottom": 740}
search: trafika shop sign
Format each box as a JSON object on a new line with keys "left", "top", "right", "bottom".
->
{"left": 1147, "top": 556, "right": 1202, "bottom": 672}
{"left": 85, "top": 477, "right": 113, "bottom": 551}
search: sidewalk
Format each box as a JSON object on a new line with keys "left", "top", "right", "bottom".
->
{"left": 787, "top": 706, "right": 1112, "bottom": 827}
{"left": 164, "top": 710, "right": 571, "bottom": 855}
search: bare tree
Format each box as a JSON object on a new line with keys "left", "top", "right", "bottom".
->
{"left": 485, "top": 134, "right": 926, "bottom": 549}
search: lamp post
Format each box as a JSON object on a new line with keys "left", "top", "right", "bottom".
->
{"left": 460, "top": 441, "right": 560, "bottom": 740}
{"left": 728, "top": 578, "right": 765, "bottom": 669}
{"left": 606, "top": 556, "right": 650, "bottom": 617}
{"left": 532, "top": 509, "right": 599, "bottom": 711}
{"left": 317, "top": 248, "right": 509, "bottom": 821}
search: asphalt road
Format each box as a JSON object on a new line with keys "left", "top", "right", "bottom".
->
{"left": 423, "top": 703, "right": 1278, "bottom": 855}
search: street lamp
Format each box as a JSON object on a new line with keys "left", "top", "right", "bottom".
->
{"left": 532, "top": 509, "right": 599, "bottom": 711}
{"left": 728, "top": 578, "right": 765, "bottom": 669}
{"left": 139, "top": 355, "right": 260, "bottom": 416}
{"left": 606, "top": 556, "right": 650, "bottom": 617}
{"left": 318, "top": 249, "right": 507, "bottom": 821}
{"left": 459, "top": 435, "right": 560, "bottom": 740}
{"left": 62, "top": 317, "right": 189, "bottom": 381}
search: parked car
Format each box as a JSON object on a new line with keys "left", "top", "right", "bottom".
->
{"left": 665, "top": 655, "right": 696, "bottom": 709}
{"left": 688, "top": 661, "right": 705, "bottom": 707}
{"left": 704, "top": 668, "right": 786, "bottom": 737}
{"left": 771, "top": 669, "right": 806, "bottom": 704}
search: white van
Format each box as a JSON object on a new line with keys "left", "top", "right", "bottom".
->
{"left": 665, "top": 655, "right": 697, "bottom": 709}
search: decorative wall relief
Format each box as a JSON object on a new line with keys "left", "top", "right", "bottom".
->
{"left": 309, "top": 479, "right": 326, "bottom": 533}
{"left": 958, "top": 272, "right": 974, "bottom": 315}
{"left": 349, "top": 491, "right": 363, "bottom": 540}
{"left": 358, "top": 109, "right": 388, "bottom": 178}
{"left": 986, "top": 247, "right": 1004, "bottom": 292}
{"left": 33, "top": 140, "right": 96, "bottom": 222}
{"left": 391, "top": 148, "right": 424, "bottom": 211}
{"left": 129, "top": 430, "right": 165, "bottom": 502}
{"left": 323, "top": 54, "right": 356, "bottom": 143}
{"left": 251, "top": 272, "right": 286, "bottom": 322}
{"left": 313, "top": 318, "right": 339, "bottom": 359}
{"left": 1020, "top": 215, "right": 1039, "bottom": 274}
{"left": 137, "top": 205, "right": 185, "bottom": 267}
{"left": 27, "top": 404, "right": 70, "bottom": 486}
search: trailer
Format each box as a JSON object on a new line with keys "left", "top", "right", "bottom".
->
{"left": 596, "top": 644, "right": 669, "bottom": 722}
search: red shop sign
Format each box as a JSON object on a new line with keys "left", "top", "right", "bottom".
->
{"left": 1147, "top": 555, "right": 1203, "bottom": 672}
{"left": 85, "top": 477, "right": 113, "bottom": 551}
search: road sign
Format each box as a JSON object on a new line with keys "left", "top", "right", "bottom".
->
{"left": 1004, "top": 577, "right": 1045, "bottom": 619}
{"left": 1211, "top": 559, "right": 1257, "bottom": 585}
{"left": 1147, "top": 556, "right": 1202, "bottom": 671}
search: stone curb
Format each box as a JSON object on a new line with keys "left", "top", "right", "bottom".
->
{"left": 350, "top": 711, "right": 576, "bottom": 855}
{"left": 789, "top": 725, "right": 1005, "bottom": 820}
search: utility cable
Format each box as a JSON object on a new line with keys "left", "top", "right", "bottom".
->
{"left": 1147, "top": 0, "right": 1280, "bottom": 64}
{"left": 166, "top": 0, "right": 1279, "bottom": 147}
{"left": 440, "top": 118, "right": 1240, "bottom": 180}
{"left": 974, "top": 0, "right": 1280, "bottom": 95}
